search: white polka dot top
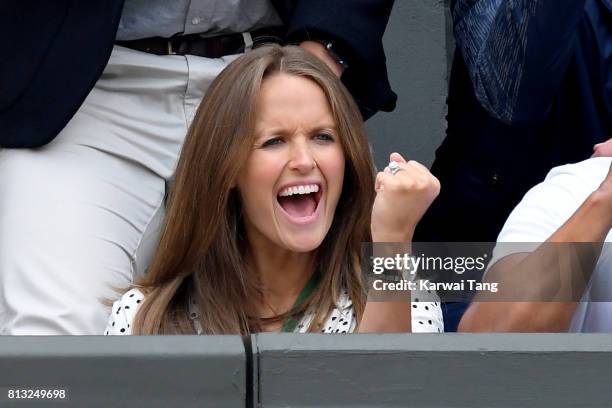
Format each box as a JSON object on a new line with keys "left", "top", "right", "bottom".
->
{"left": 105, "top": 288, "right": 443, "bottom": 335}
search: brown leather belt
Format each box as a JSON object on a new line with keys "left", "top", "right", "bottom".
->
{"left": 116, "top": 27, "right": 285, "bottom": 58}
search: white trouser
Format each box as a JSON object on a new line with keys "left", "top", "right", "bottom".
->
{"left": 0, "top": 46, "right": 239, "bottom": 334}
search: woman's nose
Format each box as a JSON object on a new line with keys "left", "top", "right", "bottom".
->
{"left": 288, "top": 141, "right": 316, "bottom": 172}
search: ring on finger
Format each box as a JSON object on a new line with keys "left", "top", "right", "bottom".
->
{"left": 389, "top": 160, "right": 402, "bottom": 175}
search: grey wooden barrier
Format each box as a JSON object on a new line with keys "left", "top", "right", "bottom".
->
{"left": 1, "top": 334, "right": 612, "bottom": 406}
{"left": 0, "top": 336, "right": 245, "bottom": 407}
{"left": 252, "top": 333, "right": 612, "bottom": 408}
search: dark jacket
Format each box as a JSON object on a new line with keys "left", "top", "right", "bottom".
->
{"left": 416, "top": 0, "right": 611, "bottom": 242}
{"left": 0, "top": 0, "right": 396, "bottom": 148}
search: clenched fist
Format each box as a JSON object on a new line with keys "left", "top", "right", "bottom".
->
{"left": 371, "top": 152, "right": 440, "bottom": 242}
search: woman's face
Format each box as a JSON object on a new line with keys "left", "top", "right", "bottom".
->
{"left": 237, "top": 73, "right": 345, "bottom": 253}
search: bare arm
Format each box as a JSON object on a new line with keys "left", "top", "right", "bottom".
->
{"left": 460, "top": 163, "right": 612, "bottom": 332}
{"left": 359, "top": 153, "right": 440, "bottom": 333}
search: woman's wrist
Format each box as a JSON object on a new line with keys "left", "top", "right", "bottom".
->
{"left": 371, "top": 226, "right": 415, "bottom": 243}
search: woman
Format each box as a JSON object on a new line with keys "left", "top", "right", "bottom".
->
{"left": 106, "top": 45, "right": 443, "bottom": 335}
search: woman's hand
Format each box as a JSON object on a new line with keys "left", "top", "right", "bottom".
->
{"left": 371, "top": 152, "right": 440, "bottom": 242}
{"left": 361, "top": 153, "right": 439, "bottom": 333}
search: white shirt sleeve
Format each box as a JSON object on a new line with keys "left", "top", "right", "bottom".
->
{"left": 105, "top": 288, "right": 145, "bottom": 335}
{"left": 488, "top": 158, "right": 611, "bottom": 269}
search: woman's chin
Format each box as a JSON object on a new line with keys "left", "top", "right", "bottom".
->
{"left": 279, "top": 233, "right": 325, "bottom": 253}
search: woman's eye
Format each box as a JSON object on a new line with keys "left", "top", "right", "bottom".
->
{"left": 261, "top": 137, "right": 283, "bottom": 148}
{"left": 314, "top": 133, "right": 335, "bottom": 142}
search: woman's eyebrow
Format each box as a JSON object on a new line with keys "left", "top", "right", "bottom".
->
{"left": 255, "top": 121, "right": 337, "bottom": 137}
{"left": 311, "top": 124, "right": 338, "bottom": 133}
{"left": 254, "top": 126, "right": 285, "bottom": 139}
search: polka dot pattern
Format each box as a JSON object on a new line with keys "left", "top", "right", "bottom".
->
{"left": 105, "top": 288, "right": 144, "bottom": 335}
{"left": 105, "top": 288, "right": 444, "bottom": 335}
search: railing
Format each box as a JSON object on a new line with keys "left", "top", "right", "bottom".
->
{"left": 1, "top": 334, "right": 611, "bottom": 407}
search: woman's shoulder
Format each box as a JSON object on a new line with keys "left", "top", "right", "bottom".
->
{"left": 105, "top": 288, "right": 145, "bottom": 335}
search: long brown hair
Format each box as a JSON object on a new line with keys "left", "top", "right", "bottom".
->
{"left": 132, "top": 45, "right": 376, "bottom": 334}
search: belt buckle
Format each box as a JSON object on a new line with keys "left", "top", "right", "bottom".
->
{"left": 167, "top": 38, "right": 177, "bottom": 55}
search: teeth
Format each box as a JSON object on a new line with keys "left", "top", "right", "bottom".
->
{"left": 278, "top": 184, "right": 320, "bottom": 197}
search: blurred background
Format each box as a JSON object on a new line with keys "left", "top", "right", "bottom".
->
{"left": 366, "top": 0, "right": 452, "bottom": 169}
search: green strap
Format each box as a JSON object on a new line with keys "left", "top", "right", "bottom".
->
{"left": 281, "top": 273, "right": 320, "bottom": 333}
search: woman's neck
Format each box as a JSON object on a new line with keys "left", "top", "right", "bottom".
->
{"left": 247, "top": 242, "right": 316, "bottom": 318}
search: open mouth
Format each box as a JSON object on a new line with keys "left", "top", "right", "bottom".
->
{"left": 277, "top": 183, "right": 322, "bottom": 222}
